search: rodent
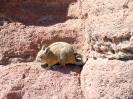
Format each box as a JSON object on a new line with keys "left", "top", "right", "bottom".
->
{"left": 36, "top": 42, "right": 87, "bottom": 69}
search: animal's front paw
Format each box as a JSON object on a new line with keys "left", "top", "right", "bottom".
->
{"left": 41, "top": 63, "right": 48, "bottom": 68}
{"left": 45, "top": 66, "right": 52, "bottom": 70}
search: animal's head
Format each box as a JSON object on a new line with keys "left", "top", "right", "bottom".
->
{"left": 36, "top": 44, "right": 50, "bottom": 62}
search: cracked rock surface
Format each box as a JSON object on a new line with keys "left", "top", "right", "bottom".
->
{"left": 0, "top": 0, "right": 133, "bottom": 99}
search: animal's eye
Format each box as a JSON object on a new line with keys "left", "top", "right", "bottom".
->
{"left": 39, "top": 56, "right": 43, "bottom": 58}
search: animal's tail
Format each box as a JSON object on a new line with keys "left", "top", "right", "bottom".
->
{"left": 74, "top": 51, "right": 87, "bottom": 65}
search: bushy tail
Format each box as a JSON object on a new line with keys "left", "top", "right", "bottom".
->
{"left": 74, "top": 51, "right": 87, "bottom": 65}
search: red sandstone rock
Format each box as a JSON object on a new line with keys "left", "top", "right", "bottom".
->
{"left": 0, "top": 0, "right": 85, "bottom": 65}
{"left": 81, "top": 59, "right": 133, "bottom": 99}
{"left": 0, "top": 20, "right": 85, "bottom": 65}
{"left": 0, "top": 0, "right": 133, "bottom": 99}
{"left": 0, "top": 62, "right": 82, "bottom": 99}
{"left": 83, "top": 0, "right": 133, "bottom": 59}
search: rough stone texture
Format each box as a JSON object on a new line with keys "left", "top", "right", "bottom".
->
{"left": 1, "top": 0, "right": 133, "bottom": 64}
{"left": 84, "top": 0, "right": 133, "bottom": 59}
{"left": 0, "top": 0, "right": 86, "bottom": 65}
{"left": 81, "top": 59, "right": 133, "bottom": 99}
{"left": 0, "top": 0, "right": 133, "bottom": 99}
{"left": 0, "top": 62, "right": 82, "bottom": 99}
{"left": 0, "top": 19, "right": 85, "bottom": 65}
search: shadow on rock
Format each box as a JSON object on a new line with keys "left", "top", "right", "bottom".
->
{"left": 0, "top": 0, "right": 77, "bottom": 26}
{"left": 41, "top": 63, "right": 82, "bottom": 74}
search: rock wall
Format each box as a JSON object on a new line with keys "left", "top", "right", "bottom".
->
{"left": 0, "top": 63, "right": 83, "bottom": 99}
{"left": 83, "top": 0, "right": 133, "bottom": 59}
{"left": 0, "top": 0, "right": 85, "bottom": 65}
{"left": 0, "top": 0, "right": 133, "bottom": 99}
{"left": 81, "top": 59, "right": 133, "bottom": 99}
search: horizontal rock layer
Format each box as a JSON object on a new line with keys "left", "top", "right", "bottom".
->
{"left": 0, "top": 62, "right": 82, "bottom": 99}
{"left": 0, "top": 0, "right": 133, "bottom": 99}
{"left": 81, "top": 59, "right": 133, "bottom": 99}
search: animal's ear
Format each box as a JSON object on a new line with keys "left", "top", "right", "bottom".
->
{"left": 41, "top": 44, "right": 47, "bottom": 50}
{"left": 44, "top": 47, "right": 50, "bottom": 55}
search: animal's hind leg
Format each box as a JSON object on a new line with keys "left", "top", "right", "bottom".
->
{"left": 59, "top": 53, "right": 66, "bottom": 67}
{"left": 52, "top": 53, "right": 66, "bottom": 69}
